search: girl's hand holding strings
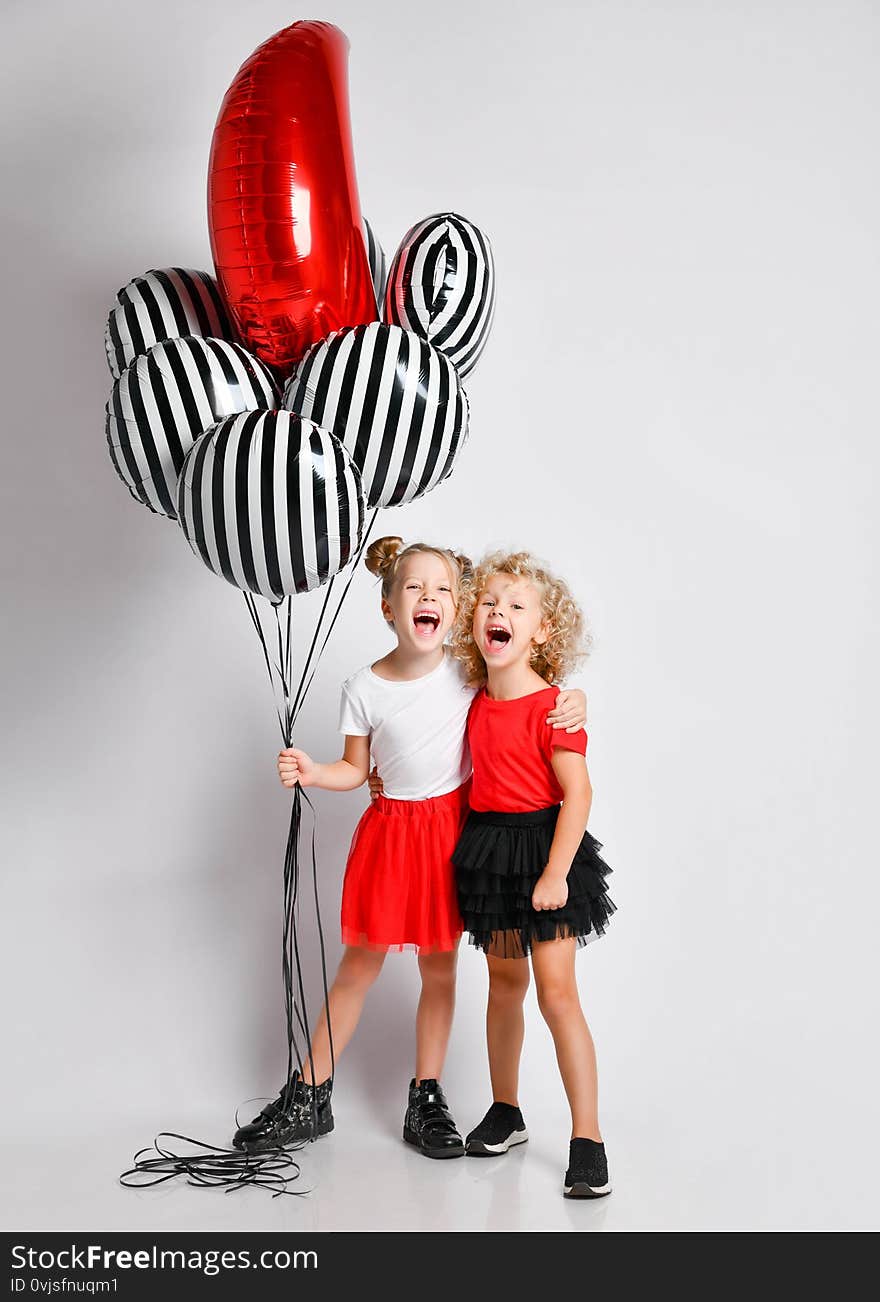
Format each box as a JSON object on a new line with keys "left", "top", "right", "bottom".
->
{"left": 368, "top": 766, "right": 384, "bottom": 801}
{"left": 277, "top": 747, "right": 317, "bottom": 788}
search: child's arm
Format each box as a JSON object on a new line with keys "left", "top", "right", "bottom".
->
{"left": 546, "top": 687, "right": 587, "bottom": 734}
{"left": 277, "top": 735, "right": 371, "bottom": 792}
{"left": 531, "top": 750, "right": 592, "bottom": 911}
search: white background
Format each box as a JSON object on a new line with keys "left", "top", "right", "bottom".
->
{"left": 2, "top": 0, "right": 878, "bottom": 1232}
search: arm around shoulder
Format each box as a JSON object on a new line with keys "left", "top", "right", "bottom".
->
{"left": 547, "top": 684, "right": 587, "bottom": 733}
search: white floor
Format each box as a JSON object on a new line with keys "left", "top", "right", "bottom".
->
{"left": 4, "top": 1079, "right": 875, "bottom": 1234}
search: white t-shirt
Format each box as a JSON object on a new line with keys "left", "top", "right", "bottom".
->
{"left": 338, "top": 649, "right": 475, "bottom": 800}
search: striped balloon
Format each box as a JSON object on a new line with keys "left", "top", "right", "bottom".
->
{"left": 177, "top": 411, "right": 365, "bottom": 600}
{"left": 282, "top": 322, "right": 469, "bottom": 510}
{"left": 106, "top": 337, "right": 279, "bottom": 520}
{"left": 104, "top": 268, "right": 237, "bottom": 380}
{"left": 383, "top": 213, "right": 495, "bottom": 378}
{"left": 363, "top": 219, "right": 387, "bottom": 314}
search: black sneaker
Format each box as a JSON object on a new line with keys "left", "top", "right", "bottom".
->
{"left": 465, "top": 1102, "right": 529, "bottom": 1156}
{"left": 232, "top": 1073, "right": 334, "bottom": 1153}
{"left": 564, "top": 1137, "right": 612, "bottom": 1198}
{"left": 403, "top": 1078, "right": 465, "bottom": 1159}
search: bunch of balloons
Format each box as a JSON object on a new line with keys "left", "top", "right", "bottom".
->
{"left": 104, "top": 20, "right": 495, "bottom": 604}
{"left": 109, "top": 20, "right": 496, "bottom": 1197}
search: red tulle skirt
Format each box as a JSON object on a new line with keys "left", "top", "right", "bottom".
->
{"left": 340, "top": 784, "right": 469, "bottom": 953}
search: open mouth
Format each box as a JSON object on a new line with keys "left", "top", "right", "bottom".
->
{"left": 486, "top": 624, "right": 512, "bottom": 649}
{"left": 413, "top": 609, "right": 441, "bottom": 637}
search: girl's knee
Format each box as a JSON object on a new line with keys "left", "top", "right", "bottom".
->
{"left": 488, "top": 958, "right": 530, "bottom": 1002}
{"left": 536, "top": 978, "right": 580, "bottom": 1024}
{"left": 418, "top": 950, "right": 458, "bottom": 992}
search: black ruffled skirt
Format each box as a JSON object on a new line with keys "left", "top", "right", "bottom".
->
{"left": 453, "top": 806, "right": 615, "bottom": 959}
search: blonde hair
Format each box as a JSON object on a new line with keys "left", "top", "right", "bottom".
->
{"left": 364, "top": 536, "right": 473, "bottom": 610}
{"left": 450, "top": 549, "right": 589, "bottom": 686}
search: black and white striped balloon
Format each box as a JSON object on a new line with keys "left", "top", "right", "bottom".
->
{"left": 104, "top": 268, "right": 238, "bottom": 380}
{"left": 106, "top": 336, "right": 279, "bottom": 519}
{"left": 383, "top": 213, "right": 495, "bottom": 379}
{"left": 363, "top": 219, "right": 387, "bottom": 314}
{"left": 282, "top": 322, "right": 469, "bottom": 510}
{"left": 176, "top": 411, "right": 365, "bottom": 601}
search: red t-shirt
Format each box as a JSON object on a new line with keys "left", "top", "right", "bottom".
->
{"left": 467, "top": 685, "right": 588, "bottom": 813}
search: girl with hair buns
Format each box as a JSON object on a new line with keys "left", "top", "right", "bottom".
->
{"left": 449, "top": 550, "right": 615, "bottom": 1198}
{"left": 232, "top": 536, "right": 586, "bottom": 1160}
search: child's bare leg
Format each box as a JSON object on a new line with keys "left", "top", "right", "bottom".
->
{"left": 302, "top": 945, "right": 386, "bottom": 1085}
{"left": 531, "top": 937, "right": 601, "bottom": 1140}
{"left": 485, "top": 952, "right": 530, "bottom": 1104}
{"left": 415, "top": 946, "right": 459, "bottom": 1081}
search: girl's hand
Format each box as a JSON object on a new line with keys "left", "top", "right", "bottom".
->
{"left": 277, "top": 747, "right": 317, "bottom": 789}
{"left": 547, "top": 688, "right": 587, "bottom": 733}
{"left": 368, "top": 766, "right": 385, "bottom": 801}
{"left": 531, "top": 870, "right": 569, "bottom": 912}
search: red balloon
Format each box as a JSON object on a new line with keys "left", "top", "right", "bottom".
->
{"left": 208, "top": 22, "right": 377, "bottom": 377}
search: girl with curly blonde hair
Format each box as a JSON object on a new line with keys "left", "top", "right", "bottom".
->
{"left": 450, "top": 550, "right": 616, "bottom": 1198}
{"left": 232, "top": 538, "right": 586, "bottom": 1163}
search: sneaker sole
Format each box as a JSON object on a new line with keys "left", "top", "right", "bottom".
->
{"left": 563, "top": 1179, "right": 612, "bottom": 1199}
{"left": 402, "top": 1126, "right": 465, "bottom": 1159}
{"left": 465, "top": 1128, "right": 529, "bottom": 1157}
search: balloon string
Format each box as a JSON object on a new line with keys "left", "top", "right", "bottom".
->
{"left": 273, "top": 602, "right": 294, "bottom": 744}
{"left": 260, "top": 520, "right": 380, "bottom": 1135}
{"left": 280, "top": 786, "right": 307, "bottom": 1095}
{"left": 273, "top": 788, "right": 336, "bottom": 1128}
{"left": 285, "top": 596, "right": 294, "bottom": 733}
{"left": 292, "top": 508, "right": 380, "bottom": 727}
{"left": 119, "top": 1132, "right": 310, "bottom": 1198}
{"left": 288, "top": 576, "right": 338, "bottom": 731}
{"left": 121, "top": 522, "right": 374, "bottom": 1196}
{"left": 241, "top": 590, "right": 287, "bottom": 740}
{"left": 284, "top": 789, "right": 313, "bottom": 1100}
{"left": 307, "top": 788, "right": 336, "bottom": 1084}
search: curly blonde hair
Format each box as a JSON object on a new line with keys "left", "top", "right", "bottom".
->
{"left": 450, "top": 550, "right": 589, "bottom": 686}
{"left": 365, "top": 536, "right": 473, "bottom": 620}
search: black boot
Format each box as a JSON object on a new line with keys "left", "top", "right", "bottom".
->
{"left": 232, "top": 1073, "right": 334, "bottom": 1153}
{"left": 403, "top": 1078, "right": 465, "bottom": 1159}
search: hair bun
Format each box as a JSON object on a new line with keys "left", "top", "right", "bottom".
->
{"left": 452, "top": 551, "right": 474, "bottom": 583}
{"left": 365, "top": 535, "right": 404, "bottom": 579}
